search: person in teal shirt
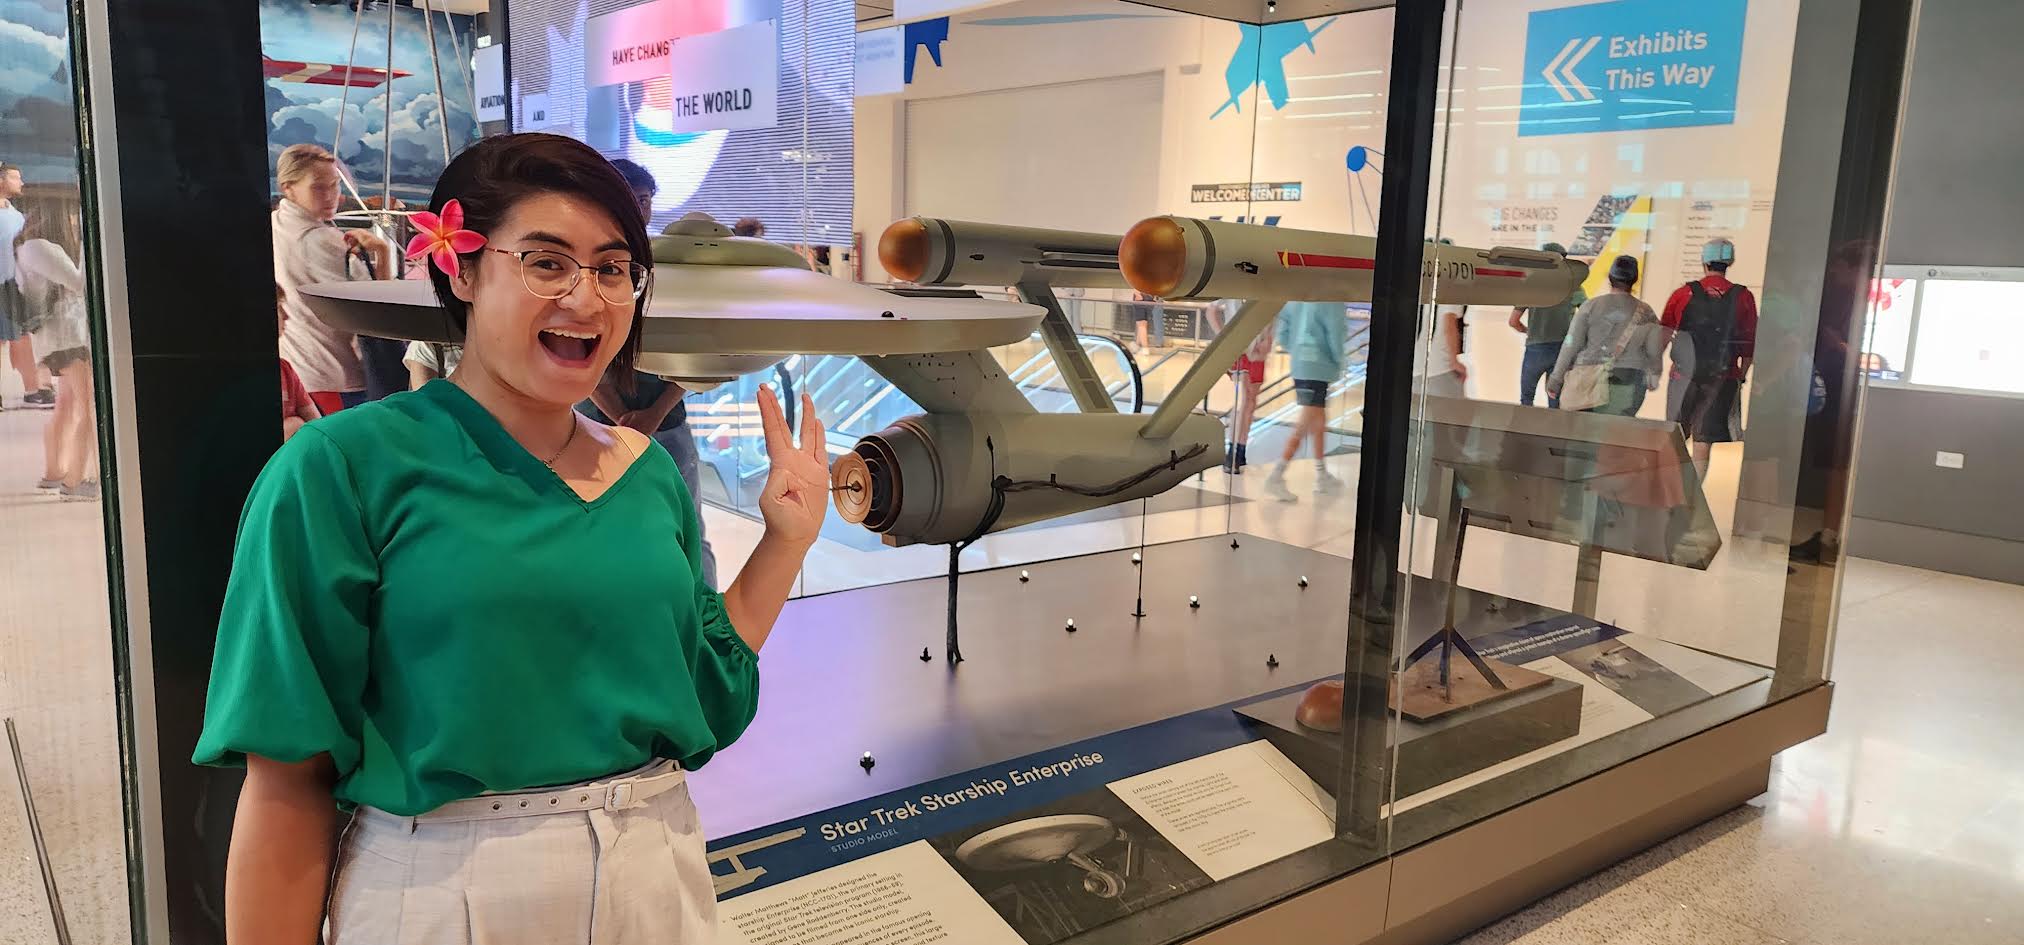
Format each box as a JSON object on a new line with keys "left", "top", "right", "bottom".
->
{"left": 193, "top": 134, "right": 831, "bottom": 943}
{"left": 1264, "top": 300, "right": 1350, "bottom": 502}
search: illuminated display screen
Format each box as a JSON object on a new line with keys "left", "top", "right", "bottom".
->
{"left": 1909, "top": 278, "right": 2024, "bottom": 394}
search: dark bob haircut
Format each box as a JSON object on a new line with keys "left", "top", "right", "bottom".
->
{"left": 424, "top": 133, "right": 653, "bottom": 387}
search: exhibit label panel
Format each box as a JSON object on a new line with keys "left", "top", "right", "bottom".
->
{"left": 714, "top": 735, "right": 1334, "bottom": 945}
{"left": 707, "top": 688, "right": 1341, "bottom": 945}
{"left": 1519, "top": 0, "right": 1749, "bottom": 136}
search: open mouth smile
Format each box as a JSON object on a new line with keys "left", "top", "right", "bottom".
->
{"left": 537, "top": 326, "right": 603, "bottom": 368}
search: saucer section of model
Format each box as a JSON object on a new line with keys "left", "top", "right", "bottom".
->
{"left": 638, "top": 264, "right": 1043, "bottom": 356}
{"left": 297, "top": 271, "right": 1043, "bottom": 359}
{"left": 297, "top": 279, "right": 458, "bottom": 343}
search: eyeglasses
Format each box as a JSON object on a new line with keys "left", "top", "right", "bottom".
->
{"left": 487, "top": 248, "right": 651, "bottom": 307}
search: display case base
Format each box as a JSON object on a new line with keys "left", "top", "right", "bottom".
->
{"left": 1390, "top": 655, "right": 1557, "bottom": 723}
{"left": 1235, "top": 674, "right": 1582, "bottom": 799}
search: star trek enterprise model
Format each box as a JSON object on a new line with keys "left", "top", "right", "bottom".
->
{"left": 299, "top": 212, "right": 1588, "bottom": 661}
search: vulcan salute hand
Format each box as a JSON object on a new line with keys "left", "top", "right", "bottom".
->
{"left": 756, "top": 387, "right": 830, "bottom": 547}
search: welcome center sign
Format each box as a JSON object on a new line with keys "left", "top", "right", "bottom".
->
{"left": 1520, "top": 0, "right": 1748, "bottom": 137}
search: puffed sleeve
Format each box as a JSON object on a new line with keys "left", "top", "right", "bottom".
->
{"left": 192, "top": 427, "right": 375, "bottom": 776}
{"left": 675, "top": 475, "right": 759, "bottom": 752}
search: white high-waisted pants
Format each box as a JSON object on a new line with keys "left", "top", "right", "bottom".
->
{"left": 326, "top": 761, "right": 717, "bottom": 944}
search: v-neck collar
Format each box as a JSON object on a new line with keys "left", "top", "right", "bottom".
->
{"left": 421, "top": 379, "right": 654, "bottom": 509}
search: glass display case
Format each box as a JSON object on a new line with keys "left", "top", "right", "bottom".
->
{"left": 60, "top": 0, "right": 1912, "bottom": 941}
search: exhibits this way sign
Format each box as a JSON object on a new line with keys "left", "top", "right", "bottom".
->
{"left": 1519, "top": 0, "right": 1747, "bottom": 137}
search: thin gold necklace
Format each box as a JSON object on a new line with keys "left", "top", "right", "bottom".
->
{"left": 543, "top": 414, "right": 580, "bottom": 469}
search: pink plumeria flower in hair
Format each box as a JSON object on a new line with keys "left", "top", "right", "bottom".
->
{"left": 405, "top": 198, "right": 487, "bottom": 278}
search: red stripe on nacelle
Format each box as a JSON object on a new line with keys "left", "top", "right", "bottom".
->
{"left": 1477, "top": 267, "right": 1526, "bottom": 278}
{"left": 1276, "top": 251, "right": 1376, "bottom": 271}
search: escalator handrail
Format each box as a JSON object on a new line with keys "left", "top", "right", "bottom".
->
{"left": 1071, "top": 331, "right": 1145, "bottom": 414}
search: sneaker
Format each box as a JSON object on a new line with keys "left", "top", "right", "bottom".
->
{"left": 1264, "top": 473, "right": 1298, "bottom": 503}
{"left": 59, "top": 480, "right": 100, "bottom": 502}
{"left": 36, "top": 478, "right": 62, "bottom": 490}
{"left": 1314, "top": 470, "right": 1344, "bottom": 495}
{"left": 1234, "top": 443, "right": 1249, "bottom": 470}
{"left": 23, "top": 388, "right": 56, "bottom": 408}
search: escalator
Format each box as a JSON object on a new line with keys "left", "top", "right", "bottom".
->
{"left": 690, "top": 332, "right": 1143, "bottom": 512}
{"left": 1123, "top": 319, "right": 1373, "bottom": 461}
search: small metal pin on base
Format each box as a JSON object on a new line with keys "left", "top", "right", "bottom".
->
{"left": 860, "top": 752, "right": 876, "bottom": 774}
{"left": 1019, "top": 570, "right": 1030, "bottom": 583}
{"left": 1298, "top": 576, "right": 1309, "bottom": 589}
{"left": 919, "top": 647, "right": 932, "bottom": 662}
{"left": 1266, "top": 654, "right": 1280, "bottom": 669}
{"left": 1189, "top": 595, "right": 1200, "bottom": 609}
{"left": 1231, "top": 539, "right": 1240, "bottom": 550}
{"left": 1064, "top": 618, "right": 1077, "bottom": 633}
{"left": 1131, "top": 552, "right": 1141, "bottom": 566}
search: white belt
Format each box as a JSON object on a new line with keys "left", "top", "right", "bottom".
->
{"left": 367, "top": 760, "right": 686, "bottom": 829}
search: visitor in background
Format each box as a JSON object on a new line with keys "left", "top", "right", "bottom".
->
{"left": 1420, "top": 239, "right": 1470, "bottom": 398}
{"left": 1264, "top": 300, "right": 1348, "bottom": 502}
{"left": 1548, "top": 255, "right": 1664, "bottom": 417}
{"left": 1204, "top": 296, "right": 1270, "bottom": 474}
{"left": 273, "top": 143, "right": 393, "bottom": 414}
{"left": 1419, "top": 302, "right": 1469, "bottom": 398}
{"left": 403, "top": 340, "right": 462, "bottom": 390}
{"left": 598, "top": 157, "right": 719, "bottom": 589}
{"left": 276, "top": 283, "right": 321, "bottom": 442}
{"left": 1662, "top": 238, "right": 1759, "bottom": 473}
{"left": 732, "top": 216, "right": 765, "bottom": 239}
{"left": 1510, "top": 241, "right": 1585, "bottom": 408}
{"left": 1129, "top": 291, "right": 1163, "bottom": 354}
{"left": 0, "top": 161, "right": 54, "bottom": 410}
{"left": 16, "top": 212, "right": 96, "bottom": 497}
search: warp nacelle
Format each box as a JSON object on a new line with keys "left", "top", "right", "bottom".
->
{"left": 1119, "top": 215, "right": 1588, "bottom": 307}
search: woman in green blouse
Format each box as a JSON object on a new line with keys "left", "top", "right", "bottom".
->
{"left": 193, "top": 134, "right": 831, "bottom": 943}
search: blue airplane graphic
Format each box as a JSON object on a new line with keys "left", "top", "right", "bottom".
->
{"left": 1212, "top": 19, "right": 1336, "bottom": 119}
{"left": 904, "top": 17, "right": 951, "bottom": 84}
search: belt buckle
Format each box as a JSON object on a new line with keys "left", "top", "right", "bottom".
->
{"left": 606, "top": 780, "right": 637, "bottom": 811}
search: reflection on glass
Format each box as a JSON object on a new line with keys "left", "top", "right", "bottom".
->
{"left": 1861, "top": 276, "right": 1914, "bottom": 381}
{"left": 0, "top": 1, "right": 130, "bottom": 941}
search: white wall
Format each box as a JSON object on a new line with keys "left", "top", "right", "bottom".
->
{"left": 854, "top": 93, "right": 904, "bottom": 282}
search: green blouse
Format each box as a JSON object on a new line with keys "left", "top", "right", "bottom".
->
{"left": 192, "top": 380, "right": 758, "bottom": 816}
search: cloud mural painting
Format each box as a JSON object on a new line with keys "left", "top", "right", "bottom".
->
{"left": 259, "top": 0, "right": 480, "bottom": 201}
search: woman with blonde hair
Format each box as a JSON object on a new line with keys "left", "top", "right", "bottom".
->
{"left": 16, "top": 211, "right": 98, "bottom": 498}
{"left": 272, "top": 143, "right": 393, "bottom": 413}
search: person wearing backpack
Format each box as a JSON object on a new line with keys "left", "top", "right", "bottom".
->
{"left": 1661, "top": 238, "right": 1759, "bottom": 473}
